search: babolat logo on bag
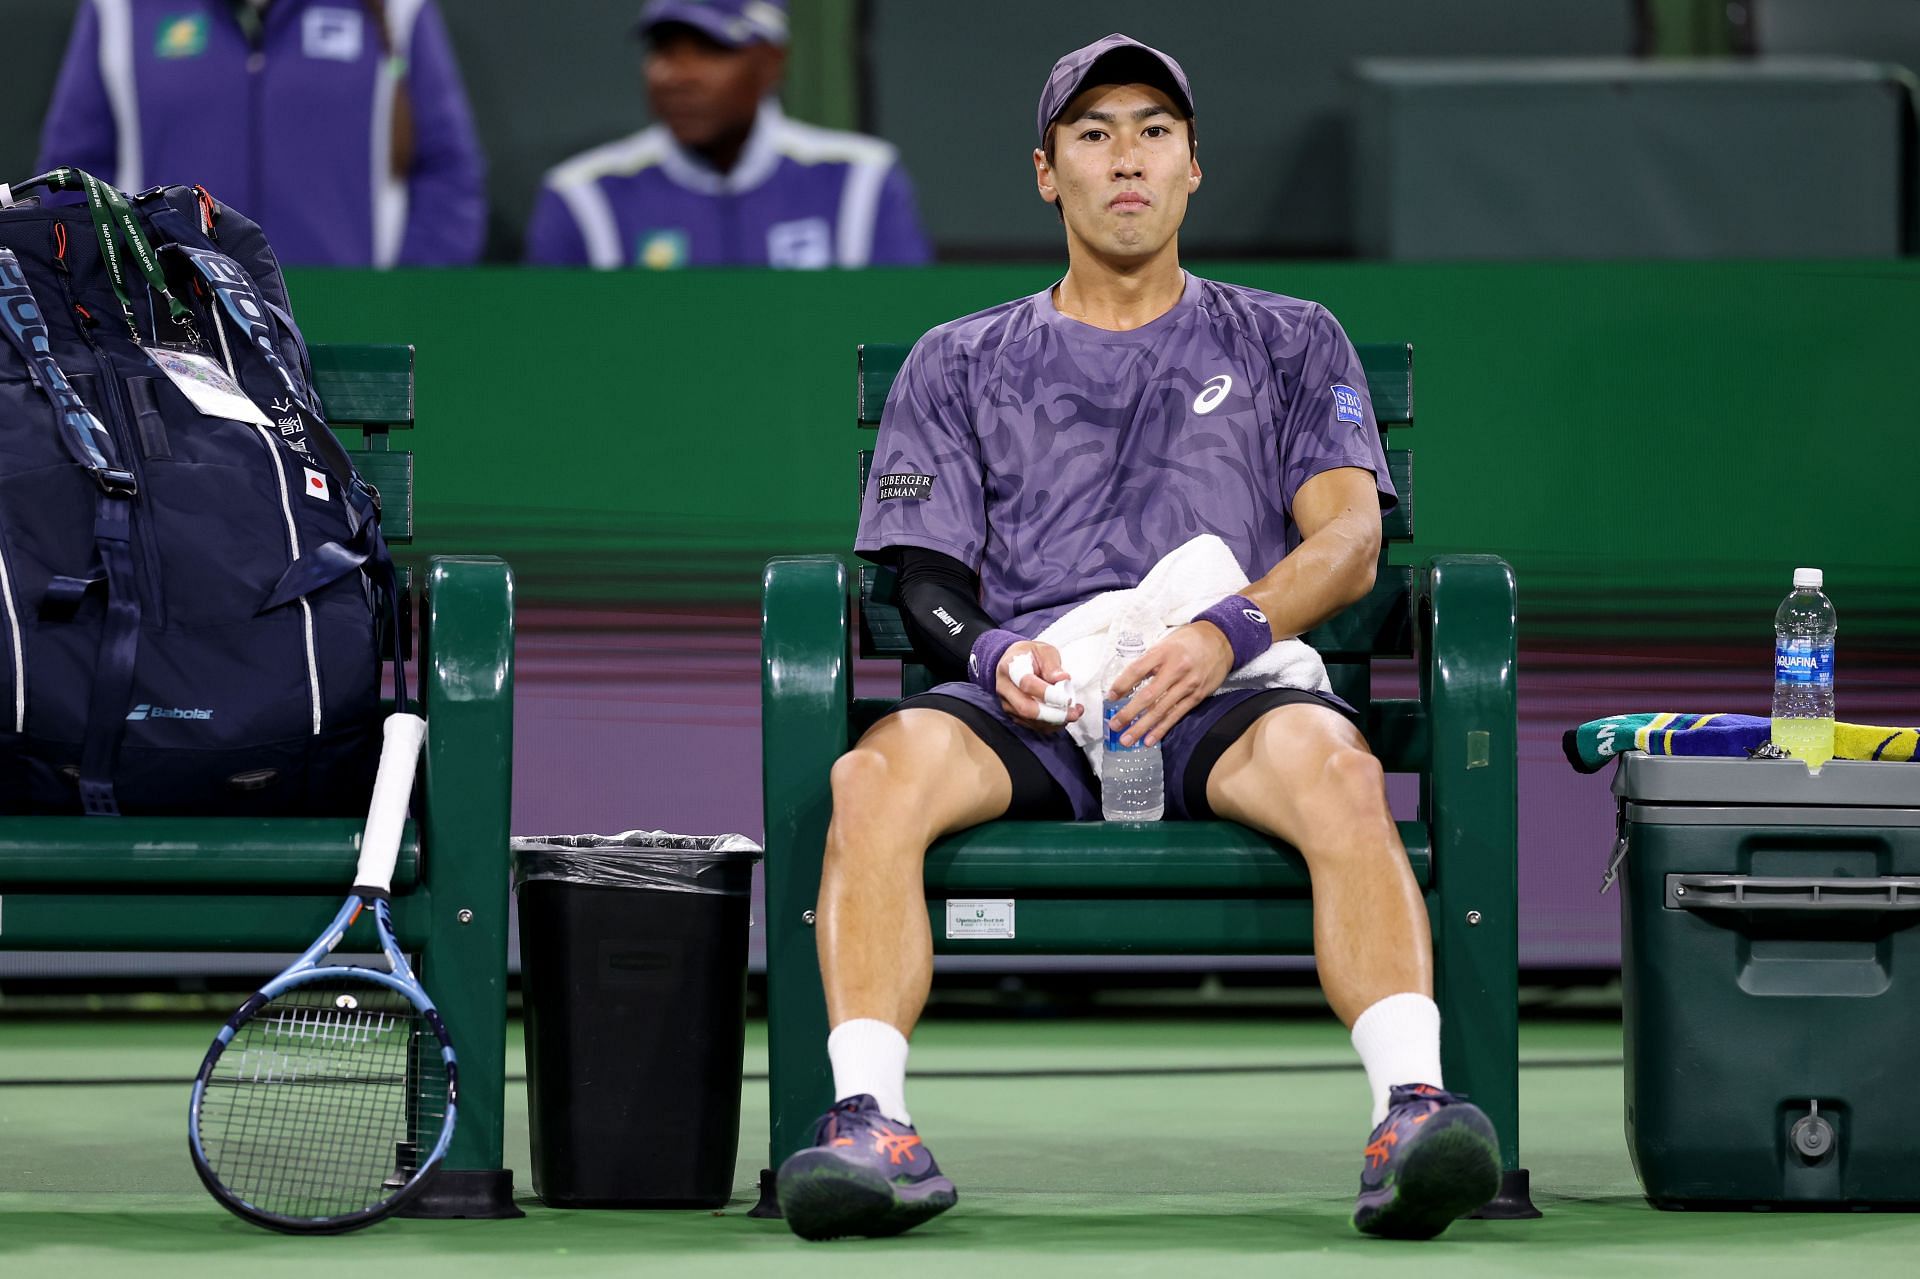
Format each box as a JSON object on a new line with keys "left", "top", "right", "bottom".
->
{"left": 126, "top": 704, "right": 215, "bottom": 722}
{"left": 877, "top": 473, "right": 935, "bottom": 502}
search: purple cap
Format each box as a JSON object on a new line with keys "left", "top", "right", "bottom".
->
{"left": 1036, "top": 33, "right": 1195, "bottom": 146}
{"left": 635, "top": 0, "right": 789, "bottom": 47}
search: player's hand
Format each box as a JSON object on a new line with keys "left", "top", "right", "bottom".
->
{"left": 1106, "top": 622, "right": 1235, "bottom": 747}
{"left": 998, "top": 640, "right": 1082, "bottom": 733}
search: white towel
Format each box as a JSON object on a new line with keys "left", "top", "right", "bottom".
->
{"left": 1032, "top": 534, "right": 1331, "bottom": 779}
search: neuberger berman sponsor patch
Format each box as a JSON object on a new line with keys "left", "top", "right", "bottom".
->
{"left": 877, "top": 472, "right": 936, "bottom": 502}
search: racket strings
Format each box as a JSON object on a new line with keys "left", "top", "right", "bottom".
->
{"left": 196, "top": 977, "right": 450, "bottom": 1221}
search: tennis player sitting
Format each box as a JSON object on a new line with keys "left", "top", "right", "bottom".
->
{"left": 775, "top": 33, "right": 1501, "bottom": 1242}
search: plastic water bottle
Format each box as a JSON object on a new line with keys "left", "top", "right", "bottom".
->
{"left": 1771, "top": 567, "right": 1837, "bottom": 774}
{"left": 1102, "top": 627, "right": 1164, "bottom": 821}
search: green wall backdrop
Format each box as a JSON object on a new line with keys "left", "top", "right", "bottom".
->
{"left": 283, "top": 261, "right": 1920, "bottom": 652}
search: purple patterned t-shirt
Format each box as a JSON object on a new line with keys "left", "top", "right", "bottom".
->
{"left": 854, "top": 273, "right": 1398, "bottom": 638}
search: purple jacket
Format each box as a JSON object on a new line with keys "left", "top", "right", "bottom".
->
{"left": 526, "top": 101, "right": 932, "bottom": 268}
{"left": 39, "top": 0, "right": 485, "bottom": 267}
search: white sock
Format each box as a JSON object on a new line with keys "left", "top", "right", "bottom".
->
{"left": 827, "top": 1018, "right": 912, "bottom": 1126}
{"left": 1349, "top": 992, "right": 1444, "bottom": 1127}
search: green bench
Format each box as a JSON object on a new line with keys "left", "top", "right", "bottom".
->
{"left": 756, "top": 340, "right": 1536, "bottom": 1218}
{"left": 0, "top": 344, "right": 519, "bottom": 1218}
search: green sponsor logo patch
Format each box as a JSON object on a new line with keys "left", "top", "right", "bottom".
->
{"left": 637, "top": 229, "right": 689, "bottom": 270}
{"left": 156, "top": 14, "right": 208, "bottom": 59}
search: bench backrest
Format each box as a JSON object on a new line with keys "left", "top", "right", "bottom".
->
{"left": 854, "top": 340, "right": 1415, "bottom": 718}
{"left": 311, "top": 343, "right": 415, "bottom": 545}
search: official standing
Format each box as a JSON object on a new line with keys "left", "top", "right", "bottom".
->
{"left": 526, "top": 0, "right": 931, "bottom": 269}
{"left": 39, "top": 0, "right": 486, "bottom": 267}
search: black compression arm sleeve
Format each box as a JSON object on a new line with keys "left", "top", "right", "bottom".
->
{"left": 894, "top": 547, "right": 998, "bottom": 681}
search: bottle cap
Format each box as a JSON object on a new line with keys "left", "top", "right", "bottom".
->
{"left": 1793, "top": 567, "right": 1823, "bottom": 590}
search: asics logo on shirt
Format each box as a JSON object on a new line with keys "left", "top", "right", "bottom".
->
{"left": 1193, "top": 374, "right": 1233, "bottom": 415}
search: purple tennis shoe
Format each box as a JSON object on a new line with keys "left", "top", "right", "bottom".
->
{"left": 1352, "top": 1084, "right": 1501, "bottom": 1239}
{"left": 775, "top": 1095, "right": 957, "bottom": 1240}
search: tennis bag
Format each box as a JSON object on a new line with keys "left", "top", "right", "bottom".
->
{"left": 0, "top": 169, "right": 403, "bottom": 816}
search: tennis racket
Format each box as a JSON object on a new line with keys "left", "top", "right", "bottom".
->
{"left": 188, "top": 712, "right": 455, "bottom": 1233}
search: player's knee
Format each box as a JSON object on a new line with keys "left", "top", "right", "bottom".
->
{"left": 830, "top": 746, "right": 937, "bottom": 839}
{"left": 1319, "top": 745, "right": 1386, "bottom": 802}
{"left": 1289, "top": 747, "right": 1392, "bottom": 861}
{"left": 830, "top": 747, "right": 896, "bottom": 813}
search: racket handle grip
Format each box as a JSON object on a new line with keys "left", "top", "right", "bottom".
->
{"left": 353, "top": 712, "right": 427, "bottom": 895}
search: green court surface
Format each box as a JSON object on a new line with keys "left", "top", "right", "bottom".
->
{"left": 2, "top": 1017, "right": 1915, "bottom": 1276}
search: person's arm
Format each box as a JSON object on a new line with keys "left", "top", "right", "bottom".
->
{"left": 37, "top": 1, "right": 119, "bottom": 181}
{"left": 396, "top": 2, "right": 486, "bottom": 265}
{"left": 1106, "top": 469, "right": 1379, "bottom": 747}
{"left": 1107, "top": 305, "right": 1395, "bottom": 748}
{"left": 894, "top": 547, "right": 993, "bottom": 681}
{"left": 864, "top": 162, "right": 933, "bottom": 265}
{"left": 854, "top": 334, "right": 1079, "bottom": 728}
{"left": 523, "top": 184, "right": 591, "bottom": 265}
{"left": 893, "top": 547, "right": 1083, "bottom": 729}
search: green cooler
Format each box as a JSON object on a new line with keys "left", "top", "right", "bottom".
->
{"left": 1615, "top": 756, "right": 1920, "bottom": 1209}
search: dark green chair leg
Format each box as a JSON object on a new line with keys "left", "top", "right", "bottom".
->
{"left": 406, "top": 555, "right": 522, "bottom": 1219}
{"left": 1422, "top": 554, "right": 1537, "bottom": 1218}
{"left": 752, "top": 555, "right": 851, "bottom": 1218}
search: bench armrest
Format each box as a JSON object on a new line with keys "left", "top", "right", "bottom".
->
{"left": 1418, "top": 551, "right": 1521, "bottom": 1170}
{"left": 416, "top": 553, "right": 515, "bottom": 1179}
{"left": 762, "top": 554, "right": 853, "bottom": 790}
{"left": 419, "top": 555, "right": 515, "bottom": 882}
{"left": 760, "top": 553, "right": 851, "bottom": 1165}
{"left": 1418, "top": 553, "right": 1517, "bottom": 803}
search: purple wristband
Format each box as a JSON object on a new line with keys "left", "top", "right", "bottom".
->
{"left": 1195, "top": 595, "right": 1273, "bottom": 669}
{"left": 968, "top": 628, "right": 1024, "bottom": 695}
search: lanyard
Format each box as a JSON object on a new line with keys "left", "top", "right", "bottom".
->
{"left": 169, "top": 244, "right": 320, "bottom": 427}
{"left": 0, "top": 248, "right": 137, "bottom": 494}
{"left": 15, "top": 168, "right": 197, "bottom": 344}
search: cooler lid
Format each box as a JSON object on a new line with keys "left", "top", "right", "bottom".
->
{"left": 1613, "top": 756, "right": 1920, "bottom": 807}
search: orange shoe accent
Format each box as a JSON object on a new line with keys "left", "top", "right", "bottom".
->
{"left": 1364, "top": 1129, "right": 1399, "bottom": 1169}
{"left": 1413, "top": 1113, "right": 1431, "bottom": 1125}
{"left": 871, "top": 1127, "right": 924, "bottom": 1165}
{"left": 832, "top": 1138, "right": 854, "bottom": 1147}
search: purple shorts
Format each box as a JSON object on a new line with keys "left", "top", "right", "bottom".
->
{"left": 887, "top": 681, "right": 1357, "bottom": 821}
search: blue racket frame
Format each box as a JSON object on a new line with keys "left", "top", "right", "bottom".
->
{"left": 188, "top": 895, "right": 460, "bottom": 1234}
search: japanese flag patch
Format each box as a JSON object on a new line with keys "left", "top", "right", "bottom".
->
{"left": 302, "top": 467, "right": 331, "bottom": 501}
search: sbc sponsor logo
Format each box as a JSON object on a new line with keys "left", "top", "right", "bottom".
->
{"left": 1331, "top": 384, "right": 1365, "bottom": 424}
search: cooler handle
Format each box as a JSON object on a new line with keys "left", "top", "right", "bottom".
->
{"left": 1667, "top": 874, "right": 1920, "bottom": 912}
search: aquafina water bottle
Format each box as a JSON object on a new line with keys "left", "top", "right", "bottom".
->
{"left": 1102, "top": 626, "right": 1164, "bottom": 821}
{"left": 1771, "top": 567, "right": 1837, "bottom": 774}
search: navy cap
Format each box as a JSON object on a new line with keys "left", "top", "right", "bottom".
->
{"left": 1036, "top": 33, "right": 1194, "bottom": 146}
{"left": 635, "top": 0, "right": 789, "bottom": 48}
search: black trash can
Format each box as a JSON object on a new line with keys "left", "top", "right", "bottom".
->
{"left": 512, "top": 830, "right": 763, "bottom": 1208}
